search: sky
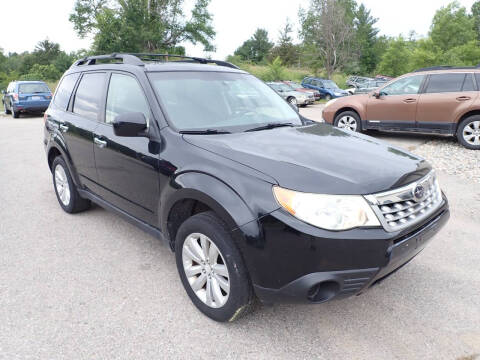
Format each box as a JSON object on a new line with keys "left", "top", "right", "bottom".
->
{"left": 0, "top": 0, "right": 477, "bottom": 60}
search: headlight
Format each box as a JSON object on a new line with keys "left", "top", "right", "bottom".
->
{"left": 273, "top": 186, "right": 380, "bottom": 231}
{"left": 324, "top": 98, "right": 338, "bottom": 108}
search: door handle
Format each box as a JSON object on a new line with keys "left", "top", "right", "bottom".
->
{"left": 403, "top": 98, "right": 416, "bottom": 103}
{"left": 94, "top": 137, "right": 107, "bottom": 148}
{"left": 456, "top": 96, "right": 471, "bottom": 101}
{"left": 59, "top": 124, "right": 69, "bottom": 133}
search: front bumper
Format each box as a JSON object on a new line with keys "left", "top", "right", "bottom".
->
{"left": 249, "top": 197, "right": 449, "bottom": 304}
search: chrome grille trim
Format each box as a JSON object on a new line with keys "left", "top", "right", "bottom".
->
{"left": 365, "top": 171, "right": 443, "bottom": 232}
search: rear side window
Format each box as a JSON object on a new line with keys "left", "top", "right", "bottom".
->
{"left": 105, "top": 73, "right": 150, "bottom": 125}
{"left": 73, "top": 73, "right": 106, "bottom": 121}
{"left": 462, "top": 74, "right": 475, "bottom": 91}
{"left": 53, "top": 73, "right": 80, "bottom": 111}
{"left": 425, "top": 73, "right": 465, "bottom": 93}
{"left": 303, "top": 79, "right": 311, "bottom": 85}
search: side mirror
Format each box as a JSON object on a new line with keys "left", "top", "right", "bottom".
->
{"left": 373, "top": 91, "right": 380, "bottom": 98}
{"left": 113, "top": 112, "right": 147, "bottom": 137}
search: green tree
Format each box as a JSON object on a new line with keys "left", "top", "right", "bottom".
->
{"left": 354, "top": 4, "right": 380, "bottom": 74}
{"left": 234, "top": 28, "right": 274, "bottom": 63}
{"left": 430, "top": 1, "right": 476, "bottom": 51}
{"left": 70, "top": 0, "right": 215, "bottom": 53}
{"left": 264, "top": 57, "right": 285, "bottom": 81}
{"left": 269, "top": 20, "right": 299, "bottom": 66}
{"left": 299, "top": 0, "right": 355, "bottom": 78}
{"left": 472, "top": 1, "right": 480, "bottom": 39}
{"left": 376, "top": 36, "right": 412, "bottom": 77}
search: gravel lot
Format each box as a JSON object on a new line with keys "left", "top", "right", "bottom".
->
{"left": 0, "top": 114, "right": 479, "bottom": 360}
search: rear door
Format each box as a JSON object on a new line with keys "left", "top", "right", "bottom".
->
{"left": 93, "top": 72, "right": 159, "bottom": 225}
{"left": 366, "top": 74, "right": 425, "bottom": 130}
{"left": 59, "top": 72, "right": 106, "bottom": 189}
{"left": 416, "top": 73, "right": 478, "bottom": 133}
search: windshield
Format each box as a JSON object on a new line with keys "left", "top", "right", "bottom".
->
{"left": 149, "top": 72, "right": 302, "bottom": 132}
{"left": 18, "top": 83, "right": 50, "bottom": 94}
{"left": 323, "top": 80, "right": 339, "bottom": 89}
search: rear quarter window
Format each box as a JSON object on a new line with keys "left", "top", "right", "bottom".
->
{"left": 53, "top": 73, "right": 80, "bottom": 111}
{"left": 73, "top": 72, "right": 106, "bottom": 121}
{"left": 425, "top": 73, "right": 465, "bottom": 93}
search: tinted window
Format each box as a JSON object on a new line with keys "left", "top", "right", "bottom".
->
{"left": 54, "top": 73, "right": 80, "bottom": 111}
{"left": 73, "top": 73, "right": 105, "bottom": 121}
{"left": 425, "top": 73, "right": 465, "bottom": 93}
{"left": 381, "top": 75, "right": 424, "bottom": 95}
{"left": 303, "top": 79, "right": 311, "bottom": 85}
{"left": 105, "top": 74, "right": 150, "bottom": 125}
{"left": 462, "top": 74, "right": 475, "bottom": 91}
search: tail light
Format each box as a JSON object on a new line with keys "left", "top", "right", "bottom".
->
{"left": 12, "top": 93, "right": 19, "bottom": 101}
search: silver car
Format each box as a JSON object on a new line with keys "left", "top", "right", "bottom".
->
{"left": 267, "top": 82, "right": 315, "bottom": 107}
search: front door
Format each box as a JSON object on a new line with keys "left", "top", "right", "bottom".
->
{"left": 93, "top": 72, "right": 159, "bottom": 225}
{"left": 366, "top": 74, "right": 425, "bottom": 130}
{"left": 416, "top": 73, "right": 478, "bottom": 133}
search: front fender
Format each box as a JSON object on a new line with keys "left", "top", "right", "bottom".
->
{"left": 161, "top": 172, "right": 266, "bottom": 235}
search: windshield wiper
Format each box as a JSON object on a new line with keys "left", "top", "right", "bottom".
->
{"left": 179, "top": 129, "right": 231, "bottom": 135}
{"left": 244, "top": 122, "right": 295, "bottom": 132}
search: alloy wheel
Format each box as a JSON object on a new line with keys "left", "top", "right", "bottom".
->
{"left": 289, "top": 97, "right": 297, "bottom": 106}
{"left": 337, "top": 115, "right": 358, "bottom": 131}
{"left": 54, "top": 164, "right": 71, "bottom": 206}
{"left": 463, "top": 120, "right": 480, "bottom": 146}
{"left": 182, "top": 233, "right": 230, "bottom": 308}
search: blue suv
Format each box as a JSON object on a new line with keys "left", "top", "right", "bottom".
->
{"left": 2, "top": 81, "right": 52, "bottom": 118}
{"left": 301, "top": 77, "right": 349, "bottom": 100}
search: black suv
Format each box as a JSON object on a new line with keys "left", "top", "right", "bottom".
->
{"left": 44, "top": 54, "right": 450, "bottom": 322}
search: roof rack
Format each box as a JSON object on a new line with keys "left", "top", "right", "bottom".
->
{"left": 413, "top": 65, "right": 480, "bottom": 72}
{"left": 72, "top": 53, "right": 239, "bottom": 69}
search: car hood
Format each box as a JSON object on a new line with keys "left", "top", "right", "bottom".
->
{"left": 183, "top": 124, "right": 430, "bottom": 195}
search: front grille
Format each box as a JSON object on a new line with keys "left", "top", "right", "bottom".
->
{"left": 365, "top": 171, "right": 443, "bottom": 232}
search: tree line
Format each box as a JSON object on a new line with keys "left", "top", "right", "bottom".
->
{"left": 1, "top": 0, "right": 480, "bottom": 90}
{"left": 229, "top": 0, "right": 480, "bottom": 78}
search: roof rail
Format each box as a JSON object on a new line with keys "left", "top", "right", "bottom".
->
{"left": 130, "top": 53, "right": 239, "bottom": 69}
{"left": 413, "top": 65, "right": 480, "bottom": 72}
{"left": 71, "top": 53, "right": 239, "bottom": 70}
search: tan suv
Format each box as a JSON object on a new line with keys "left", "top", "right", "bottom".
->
{"left": 322, "top": 66, "right": 480, "bottom": 149}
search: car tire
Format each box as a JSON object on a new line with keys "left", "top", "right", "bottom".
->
{"left": 4, "top": 102, "right": 11, "bottom": 115}
{"left": 175, "top": 211, "right": 255, "bottom": 322}
{"left": 12, "top": 109, "right": 19, "bottom": 118}
{"left": 287, "top": 97, "right": 297, "bottom": 107}
{"left": 457, "top": 116, "right": 480, "bottom": 150}
{"left": 52, "top": 156, "right": 91, "bottom": 213}
{"left": 334, "top": 110, "right": 362, "bottom": 132}
{"left": 324, "top": 94, "right": 332, "bottom": 101}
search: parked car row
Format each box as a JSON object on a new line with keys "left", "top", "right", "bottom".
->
{"left": 2, "top": 81, "right": 52, "bottom": 118}
{"left": 267, "top": 82, "right": 315, "bottom": 107}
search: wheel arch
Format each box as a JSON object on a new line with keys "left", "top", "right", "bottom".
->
{"left": 46, "top": 139, "right": 81, "bottom": 187}
{"left": 334, "top": 107, "right": 362, "bottom": 123}
{"left": 161, "top": 172, "right": 260, "bottom": 250}
{"left": 455, "top": 109, "right": 480, "bottom": 134}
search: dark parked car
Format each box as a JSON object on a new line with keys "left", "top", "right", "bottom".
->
{"left": 301, "top": 77, "right": 349, "bottom": 100}
{"left": 44, "top": 53, "right": 449, "bottom": 322}
{"left": 2, "top": 80, "right": 52, "bottom": 118}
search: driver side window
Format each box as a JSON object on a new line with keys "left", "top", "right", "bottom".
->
{"left": 105, "top": 73, "right": 150, "bottom": 126}
{"left": 381, "top": 75, "right": 424, "bottom": 96}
